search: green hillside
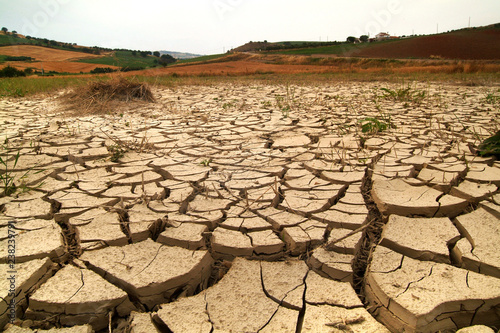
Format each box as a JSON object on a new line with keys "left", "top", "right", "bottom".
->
{"left": 78, "top": 51, "right": 159, "bottom": 70}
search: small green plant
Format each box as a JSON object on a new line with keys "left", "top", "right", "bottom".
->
{"left": 477, "top": 130, "right": 500, "bottom": 158}
{"left": 260, "top": 100, "right": 272, "bottom": 108}
{"left": 359, "top": 115, "right": 395, "bottom": 134}
{"left": 200, "top": 159, "right": 211, "bottom": 167}
{"left": 0, "top": 138, "right": 43, "bottom": 196}
{"left": 380, "top": 85, "right": 426, "bottom": 105}
{"left": 484, "top": 91, "right": 500, "bottom": 105}
{"left": 107, "top": 144, "right": 127, "bottom": 162}
{"left": 281, "top": 105, "right": 290, "bottom": 118}
{"left": 222, "top": 102, "right": 234, "bottom": 109}
{"left": 275, "top": 95, "right": 285, "bottom": 109}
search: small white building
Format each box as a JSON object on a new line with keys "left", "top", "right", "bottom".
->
{"left": 376, "top": 32, "right": 390, "bottom": 40}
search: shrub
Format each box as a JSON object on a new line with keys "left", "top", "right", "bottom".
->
{"left": 120, "top": 66, "right": 146, "bottom": 72}
{"left": 90, "top": 67, "right": 117, "bottom": 74}
{"left": 0, "top": 66, "right": 26, "bottom": 78}
{"left": 159, "top": 54, "right": 176, "bottom": 66}
{"left": 5, "top": 56, "right": 33, "bottom": 62}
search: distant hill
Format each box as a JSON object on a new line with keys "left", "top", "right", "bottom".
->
{"left": 347, "top": 25, "right": 500, "bottom": 60}
{"left": 232, "top": 23, "right": 500, "bottom": 60}
{"left": 160, "top": 51, "right": 204, "bottom": 59}
{"left": 231, "top": 41, "right": 340, "bottom": 53}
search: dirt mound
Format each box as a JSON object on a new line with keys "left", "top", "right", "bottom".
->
{"left": 231, "top": 41, "right": 272, "bottom": 53}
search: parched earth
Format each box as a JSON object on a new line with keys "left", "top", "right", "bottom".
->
{"left": 0, "top": 81, "right": 499, "bottom": 333}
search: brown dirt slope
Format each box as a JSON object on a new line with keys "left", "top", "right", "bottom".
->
{"left": 0, "top": 45, "right": 104, "bottom": 61}
{"left": 349, "top": 27, "right": 500, "bottom": 60}
{"left": 0, "top": 45, "right": 118, "bottom": 73}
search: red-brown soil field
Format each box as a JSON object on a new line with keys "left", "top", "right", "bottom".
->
{"left": 349, "top": 27, "right": 500, "bottom": 60}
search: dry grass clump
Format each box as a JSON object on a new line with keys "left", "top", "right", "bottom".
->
{"left": 62, "top": 77, "right": 155, "bottom": 115}
{"left": 86, "top": 78, "right": 155, "bottom": 102}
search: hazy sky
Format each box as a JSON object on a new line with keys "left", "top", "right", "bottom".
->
{"left": 1, "top": 0, "right": 499, "bottom": 55}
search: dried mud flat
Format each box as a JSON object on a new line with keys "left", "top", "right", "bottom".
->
{"left": 0, "top": 81, "right": 499, "bottom": 333}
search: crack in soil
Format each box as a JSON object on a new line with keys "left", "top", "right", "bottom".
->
{"left": 395, "top": 264, "right": 434, "bottom": 299}
{"left": 352, "top": 165, "right": 386, "bottom": 300}
{"left": 469, "top": 300, "right": 486, "bottom": 326}
{"left": 294, "top": 269, "right": 309, "bottom": 333}
{"left": 204, "top": 292, "right": 215, "bottom": 333}
{"left": 133, "top": 244, "right": 165, "bottom": 278}
{"left": 259, "top": 262, "right": 304, "bottom": 311}
{"left": 55, "top": 215, "right": 82, "bottom": 261}
{"left": 65, "top": 267, "right": 85, "bottom": 303}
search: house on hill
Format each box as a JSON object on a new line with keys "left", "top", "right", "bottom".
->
{"left": 376, "top": 32, "right": 391, "bottom": 40}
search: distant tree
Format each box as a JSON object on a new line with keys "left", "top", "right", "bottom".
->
{"left": 360, "top": 35, "right": 369, "bottom": 43}
{"left": 90, "top": 67, "right": 116, "bottom": 74}
{"left": 132, "top": 50, "right": 137, "bottom": 56}
{"left": 26, "top": 36, "right": 32, "bottom": 39}
{"left": 159, "top": 54, "right": 176, "bottom": 66}
{"left": 0, "top": 66, "right": 26, "bottom": 78}
{"left": 24, "top": 68, "right": 34, "bottom": 75}
{"left": 153, "top": 51, "right": 160, "bottom": 57}
{"left": 1, "top": 27, "right": 7, "bottom": 33}
{"left": 346, "top": 36, "right": 356, "bottom": 43}
{"left": 12, "top": 30, "right": 17, "bottom": 34}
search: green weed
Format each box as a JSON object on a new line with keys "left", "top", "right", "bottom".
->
{"left": 380, "top": 85, "right": 426, "bottom": 105}
{"left": 359, "top": 115, "right": 396, "bottom": 134}
{"left": 200, "top": 159, "right": 212, "bottom": 167}
{"left": 484, "top": 91, "right": 500, "bottom": 105}
{"left": 0, "top": 138, "right": 44, "bottom": 196}
{"left": 260, "top": 100, "right": 272, "bottom": 108}
{"left": 477, "top": 130, "right": 500, "bottom": 158}
{"left": 107, "top": 144, "right": 127, "bottom": 162}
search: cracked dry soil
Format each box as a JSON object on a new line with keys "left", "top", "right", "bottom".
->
{"left": 1, "top": 81, "right": 499, "bottom": 333}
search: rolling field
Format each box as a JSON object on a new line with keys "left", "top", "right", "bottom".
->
{"left": 77, "top": 50, "right": 159, "bottom": 69}
{"left": 0, "top": 46, "right": 157, "bottom": 73}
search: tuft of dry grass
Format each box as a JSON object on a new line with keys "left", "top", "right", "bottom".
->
{"left": 62, "top": 77, "right": 155, "bottom": 115}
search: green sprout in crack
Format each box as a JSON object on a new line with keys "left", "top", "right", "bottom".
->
{"left": 1, "top": 138, "right": 44, "bottom": 197}
{"left": 477, "top": 130, "right": 500, "bottom": 158}
{"left": 380, "top": 85, "right": 426, "bottom": 105}
{"left": 359, "top": 115, "right": 396, "bottom": 134}
{"left": 200, "top": 159, "right": 212, "bottom": 167}
{"left": 484, "top": 91, "right": 500, "bottom": 106}
{"left": 260, "top": 100, "right": 272, "bottom": 108}
{"left": 107, "top": 144, "right": 127, "bottom": 163}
